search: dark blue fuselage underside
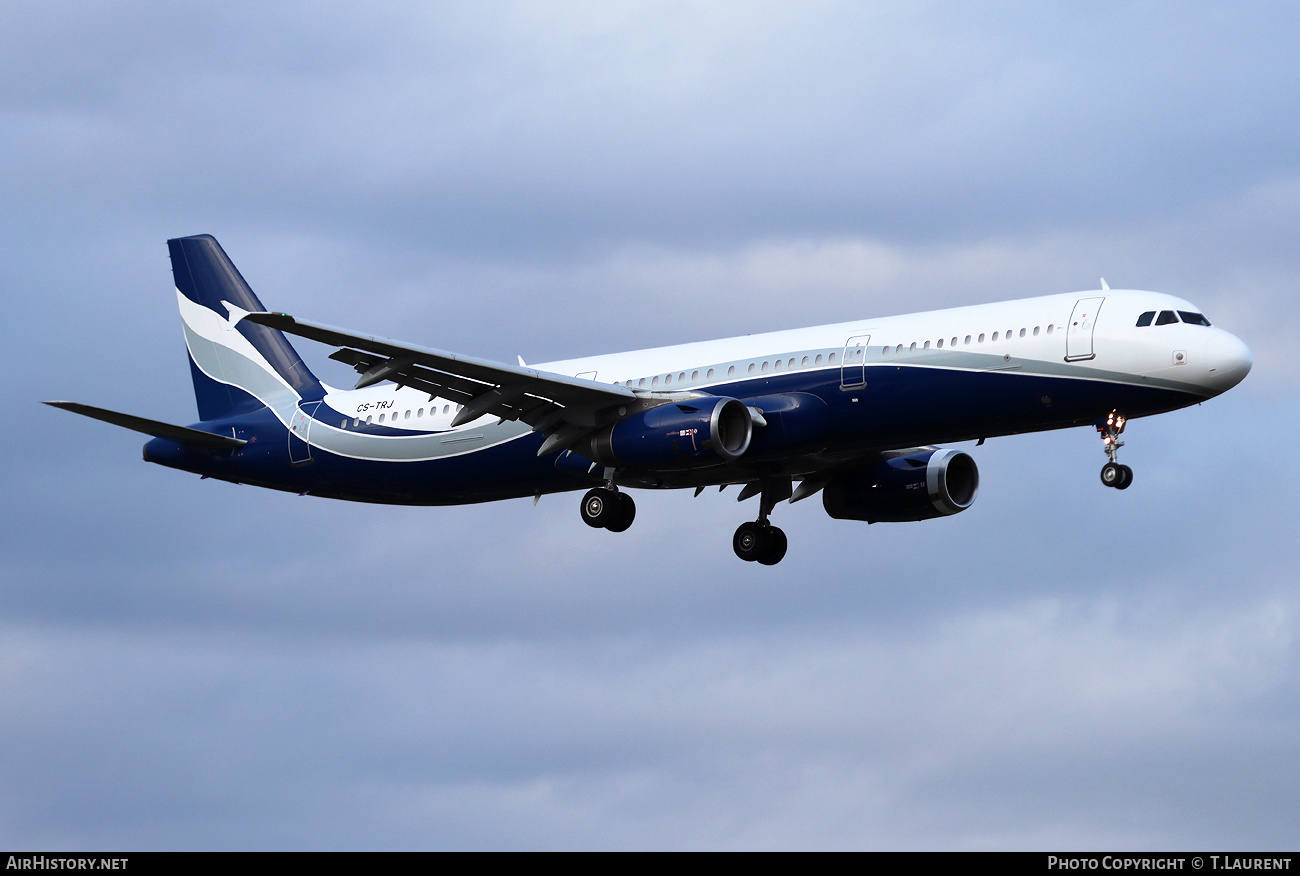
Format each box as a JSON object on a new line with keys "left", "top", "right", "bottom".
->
{"left": 144, "top": 364, "right": 1203, "bottom": 505}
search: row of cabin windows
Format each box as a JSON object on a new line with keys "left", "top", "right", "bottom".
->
{"left": 882, "top": 324, "right": 1055, "bottom": 356}
{"left": 1136, "top": 310, "right": 1211, "bottom": 327}
{"left": 622, "top": 353, "right": 838, "bottom": 389}
{"left": 617, "top": 322, "right": 1062, "bottom": 388}
{"left": 347, "top": 403, "right": 461, "bottom": 427}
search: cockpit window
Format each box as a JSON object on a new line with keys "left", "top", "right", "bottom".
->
{"left": 1136, "top": 311, "right": 1155, "bottom": 327}
{"left": 1154, "top": 310, "right": 1179, "bottom": 326}
{"left": 1178, "top": 311, "right": 1211, "bottom": 326}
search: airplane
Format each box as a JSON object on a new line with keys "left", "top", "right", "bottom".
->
{"left": 47, "top": 234, "right": 1253, "bottom": 565}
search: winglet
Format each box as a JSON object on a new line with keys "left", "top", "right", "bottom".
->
{"left": 1101, "top": 278, "right": 1110, "bottom": 291}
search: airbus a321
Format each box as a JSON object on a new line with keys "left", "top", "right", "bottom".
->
{"left": 49, "top": 235, "right": 1253, "bottom": 565}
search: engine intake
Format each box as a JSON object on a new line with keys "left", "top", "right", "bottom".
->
{"left": 581, "top": 396, "right": 753, "bottom": 468}
{"left": 822, "top": 448, "right": 979, "bottom": 523}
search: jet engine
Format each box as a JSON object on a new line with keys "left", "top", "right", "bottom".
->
{"left": 822, "top": 448, "right": 979, "bottom": 523}
{"left": 578, "top": 396, "right": 754, "bottom": 468}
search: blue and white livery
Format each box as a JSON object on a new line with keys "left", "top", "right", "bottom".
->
{"left": 48, "top": 235, "right": 1253, "bottom": 564}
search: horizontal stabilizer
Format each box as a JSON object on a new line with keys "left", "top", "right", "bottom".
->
{"left": 44, "top": 401, "right": 247, "bottom": 449}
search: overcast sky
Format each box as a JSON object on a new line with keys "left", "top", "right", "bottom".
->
{"left": 3, "top": 1, "right": 1298, "bottom": 850}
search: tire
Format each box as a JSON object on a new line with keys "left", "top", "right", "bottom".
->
{"left": 580, "top": 488, "right": 615, "bottom": 528}
{"left": 1115, "top": 464, "right": 1133, "bottom": 490}
{"left": 733, "top": 521, "right": 770, "bottom": 562}
{"left": 605, "top": 491, "right": 637, "bottom": 532}
{"left": 1100, "top": 462, "right": 1122, "bottom": 488}
{"left": 757, "top": 526, "right": 787, "bottom": 566}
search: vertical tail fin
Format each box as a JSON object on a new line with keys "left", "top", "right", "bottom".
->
{"left": 168, "top": 235, "right": 323, "bottom": 420}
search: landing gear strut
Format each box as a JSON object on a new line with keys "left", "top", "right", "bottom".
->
{"left": 732, "top": 478, "right": 790, "bottom": 565}
{"left": 1097, "top": 411, "right": 1133, "bottom": 490}
{"left": 580, "top": 486, "right": 636, "bottom": 532}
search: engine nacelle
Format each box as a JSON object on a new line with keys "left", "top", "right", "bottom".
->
{"left": 580, "top": 396, "right": 753, "bottom": 468}
{"left": 822, "top": 448, "right": 979, "bottom": 523}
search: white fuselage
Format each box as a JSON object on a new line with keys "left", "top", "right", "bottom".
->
{"left": 320, "top": 289, "right": 1250, "bottom": 446}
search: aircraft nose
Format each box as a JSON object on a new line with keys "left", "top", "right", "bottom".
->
{"left": 1204, "top": 331, "right": 1253, "bottom": 393}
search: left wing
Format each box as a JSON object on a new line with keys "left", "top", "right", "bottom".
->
{"left": 243, "top": 312, "right": 636, "bottom": 447}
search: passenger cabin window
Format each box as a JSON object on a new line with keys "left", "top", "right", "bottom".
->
{"left": 1136, "top": 311, "right": 1156, "bottom": 327}
{"left": 1179, "top": 311, "right": 1212, "bottom": 326}
{"left": 1155, "top": 310, "right": 1179, "bottom": 326}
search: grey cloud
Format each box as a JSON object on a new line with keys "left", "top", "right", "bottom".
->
{"left": 7, "top": 3, "right": 1300, "bottom": 253}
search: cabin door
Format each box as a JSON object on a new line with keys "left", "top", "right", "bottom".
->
{"left": 840, "top": 335, "right": 871, "bottom": 389}
{"left": 288, "top": 401, "right": 319, "bottom": 465}
{"left": 1065, "top": 297, "right": 1105, "bottom": 361}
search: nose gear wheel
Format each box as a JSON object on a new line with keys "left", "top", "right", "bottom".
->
{"left": 1100, "top": 462, "right": 1133, "bottom": 490}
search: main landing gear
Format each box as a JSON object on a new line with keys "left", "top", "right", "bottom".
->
{"left": 732, "top": 478, "right": 790, "bottom": 566}
{"left": 733, "top": 521, "right": 787, "bottom": 566}
{"left": 580, "top": 486, "right": 636, "bottom": 532}
{"left": 579, "top": 477, "right": 790, "bottom": 565}
{"left": 1097, "top": 410, "right": 1133, "bottom": 490}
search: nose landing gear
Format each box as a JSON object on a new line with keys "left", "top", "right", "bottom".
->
{"left": 1097, "top": 411, "right": 1133, "bottom": 490}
